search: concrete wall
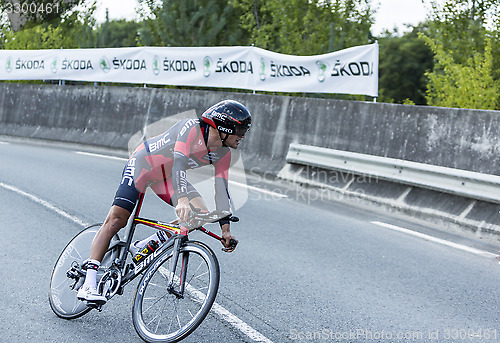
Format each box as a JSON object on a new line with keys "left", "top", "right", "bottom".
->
{"left": 0, "top": 83, "right": 499, "bottom": 177}
{"left": 1, "top": 83, "right": 499, "bottom": 236}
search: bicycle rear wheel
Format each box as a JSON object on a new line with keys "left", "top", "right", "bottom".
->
{"left": 48, "top": 224, "right": 119, "bottom": 319}
{"left": 132, "top": 241, "right": 220, "bottom": 343}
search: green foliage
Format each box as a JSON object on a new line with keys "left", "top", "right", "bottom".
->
{"left": 378, "top": 26, "right": 434, "bottom": 105}
{"left": 137, "top": 0, "right": 245, "bottom": 46}
{"left": 420, "top": 34, "right": 498, "bottom": 109}
{"left": 231, "top": 0, "right": 375, "bottom": 55}
{"left": 96, "top": 15, "right": 140, "bottom": 47}
{"left": 2, "top": 1, "right": 97, "bottom": 49}
{"left": 0, "top": 0, "right": 84, "bottom": 31}
{"left": 402, "top": 98, "right": 416, "bottom": 105}
{"left": 416, "top": 0, "right": 500, "bottom": 109}
{"left": 425, "top": 0, "right": 498, "bottom": 64}
{"left": 3, "top": 24, "right": 64, "bottom": 49}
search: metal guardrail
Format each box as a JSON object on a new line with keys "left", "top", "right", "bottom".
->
{"left": 286, "top": 143, "right": 500, "bottom": 204}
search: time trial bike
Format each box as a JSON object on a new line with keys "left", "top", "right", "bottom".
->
{"left": 48, "top": 189, "right": 238, "bottom": 343}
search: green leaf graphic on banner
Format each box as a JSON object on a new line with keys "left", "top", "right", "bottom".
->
{"left": 203, "top": 56, "right": 211, "bottom": 77}
{"left": 100, "top": 57, "right": 110, "bottom": 73}
{"left": 316, "top": 61, "right": 328, "bottom": 82}
{"left": 5, "top": 57, "right": 12, "bottom": 73}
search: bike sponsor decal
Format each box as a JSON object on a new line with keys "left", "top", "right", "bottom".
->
{"left": 56, "top": 243, "right": 75, "bottom": 271}
{"left": 51, "top": 294, "right": 65, "bottom": 313}
{"left": 136, "top": 249, "right": 173, "bottom": 295}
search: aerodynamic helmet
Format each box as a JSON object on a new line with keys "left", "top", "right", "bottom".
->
{"left": 202, "top": 100, "right": 252, "bottom": 137}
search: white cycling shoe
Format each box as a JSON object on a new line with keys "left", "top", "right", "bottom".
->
{"left": 77, "top": 285, "right": 107, "bottom": 303}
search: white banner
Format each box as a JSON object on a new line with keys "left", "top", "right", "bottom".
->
{"left": 0, "top": 44, "right": 378, "bottom": 96}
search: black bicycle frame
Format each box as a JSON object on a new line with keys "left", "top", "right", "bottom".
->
{"left": 106, "top": 190, "right": 225, "bottom": 294}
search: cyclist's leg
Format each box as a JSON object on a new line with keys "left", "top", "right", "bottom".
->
{"left": 90, "top": 205, "right": 131, "bottom": 261}
{"left": 77, "top": 205, "right": 131, "bottom": 302}
{"left": 78, "top": 170, "right": 140, "bottom": 301}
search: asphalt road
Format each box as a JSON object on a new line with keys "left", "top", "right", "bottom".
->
{"left": 1, "top": 138, "right": 500, "bottom": 343}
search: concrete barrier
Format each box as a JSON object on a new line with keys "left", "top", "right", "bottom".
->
{"left": 1, "top": 83, "right": 499, "bottom": 175}
{"left": 1, "top": 83, "right": 499, "bottom": 236}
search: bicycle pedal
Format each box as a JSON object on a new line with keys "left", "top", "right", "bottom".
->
{"left": 86, "top": 300, "right": 106, "bottom": 311}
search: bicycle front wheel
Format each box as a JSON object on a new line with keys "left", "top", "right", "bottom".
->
{"left": 132, "top": 241, "right": 220, "bottom": 343}
{"left": 48, "top": 224, "right": 119, "bottom": 319}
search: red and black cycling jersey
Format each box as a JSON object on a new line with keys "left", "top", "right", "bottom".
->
{"left": 117, "top": 118, "right": 231, "bottom": 215}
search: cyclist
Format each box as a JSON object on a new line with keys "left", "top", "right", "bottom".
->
{"left": 77, "top": 99, "right": 252, "bottom": 303}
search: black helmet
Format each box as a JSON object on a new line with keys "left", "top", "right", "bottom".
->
{"left": 202, "top": 100, "right": 251, "bottom": 137}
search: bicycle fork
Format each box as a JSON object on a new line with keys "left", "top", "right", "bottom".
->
{"left": 166, "top": 235, "right": 189, "bottom": 299}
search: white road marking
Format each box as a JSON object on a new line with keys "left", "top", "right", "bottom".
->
{"left": 1, "top": 180, "right": 273, "bottom": 342}
{"left": 0, "top": 182, "right": 90, "bottom": 227}
{"left": 371, "top": 221, "right": 497, "bottom": 258}
{"left": 0, "top": 141, "right": 9, "bottom": 145}
{"left": 75, "top": 151, "right": 127, "bottom": 161}
{"left": 159, "top": 267, "right": 274, "bottom": 343}
{"left": 229, "top": 180, "right": 288, "bottom": 198}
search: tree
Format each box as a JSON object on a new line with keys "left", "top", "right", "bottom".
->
{"left": 232, "top": 0, "right": 376, "bottom": 55}
{"left": 2, "top": 1, "right": 97, "bottom": 49}
{"left": 137, "top": 0, "right": 246, "bottom": 46}
{"left": 0, "top": 0, "right": 84, "bottom": 31}
{"left": 419, "top": 0, "right": 500, "bottom": 109}
{"left": 378, "top": 26, "right": 434, "bottom": 105}
{"left": 425, "top": 0, "right": 498, "bottom": 64}
{"left": 420, "top": 34, "right": 498, "bottom": 109}
{"left": 96, "top": 12, "right": 140, "bottom": 48}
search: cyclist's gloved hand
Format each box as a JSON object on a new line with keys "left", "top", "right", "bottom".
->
{"left": 221, "top": 230, "right": 238, "bottom": 253}
{"left": 175, "top": 197, "right": 191, "bottom": 222}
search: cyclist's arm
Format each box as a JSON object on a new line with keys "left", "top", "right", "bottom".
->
{"left": 213, "top": 150, "right": 231, "bottom": 227}
{"left": 214, "top": 151, "right": 238, "bottom": 252}
{"left": 172, "top": 120, "right": 200, "bottom": 220}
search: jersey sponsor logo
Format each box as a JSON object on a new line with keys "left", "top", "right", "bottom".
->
{"left": 202, "top": 151, "right": 222, "bottom": 163}
{"left": 149, "top": 133, "right": 171, "bottom": 153}
{"left": 178, "top": 170, "right": 188, "bottom": 194}
{"left": 194, "top": 139, "right": 204, "bottom": 149}
{"left": 121, "top": 158, "right": 136, "bottom": 186}
{"left": 179, "top": 119, "right": 198, "bottom": 136}
{"left": 187, "top": 158, "right": 199, "bottom": 169}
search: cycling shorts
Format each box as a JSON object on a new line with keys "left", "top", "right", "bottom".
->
{"left": 112, "top": 166, "right": 201, "bottom": 213}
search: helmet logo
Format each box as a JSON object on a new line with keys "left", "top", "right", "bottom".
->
{"left": 218, "top": 126, "right": 233, "bottom": 134}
